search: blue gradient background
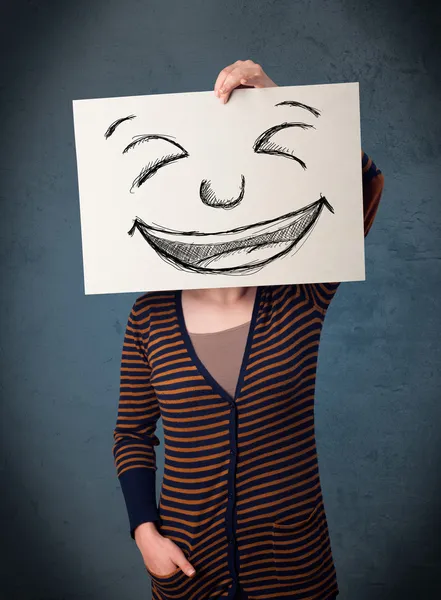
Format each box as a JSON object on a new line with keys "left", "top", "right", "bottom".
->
{"left": 0, "top": 1, "right": 440, "bottom": 599}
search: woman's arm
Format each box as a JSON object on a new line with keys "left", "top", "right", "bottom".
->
{"left": 306, "top": 153, "right": 385, "bottom": 312}
{"left": 362, "top": 150, "right": 384, "bottom": 237}
{"left": 113, "top": 299, "right": 161, "bottom": 539}
{"left": 113, "top": 299, "right": 197, "bottom": 578}
{"left": 213, "top": 60, "right": 385, "bottom": 313}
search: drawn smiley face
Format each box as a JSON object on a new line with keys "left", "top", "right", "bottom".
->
{"left": 104, "top": 100, "right": 334, "bottom": 275}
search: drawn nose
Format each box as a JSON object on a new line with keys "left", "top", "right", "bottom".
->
{"left": 199, "top": 174, "right": 245, "bottom": 210}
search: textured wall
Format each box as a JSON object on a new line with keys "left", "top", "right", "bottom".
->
{"left": 1, "top": 1, "right": 440, "bottom": 599}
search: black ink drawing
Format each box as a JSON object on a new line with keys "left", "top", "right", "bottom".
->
{"left": 253, "top": 122, "right": 315, "bottom": 170}
{"left": 200, "top": 175, "right": 246, "bottom": 209}
{"left": 105, "top": 99, "right": 333, "bottom": 275}
{"left": 104, "top": 115, "right": 136, "bottom": 139}
{"left": 128, "top": 196, "right": 334, "bottom": 275}
{"left": 275, "top": 100, "right": 321, "bottom": 118}
{"left": 122, "top": 134, "right": 189, "bottom": 193}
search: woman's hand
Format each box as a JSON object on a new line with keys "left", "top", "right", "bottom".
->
{"left": 214, "top": 59, "right": 277, "bottom": 103}
{"left": 135, "top": 522, "right": 196, "bottom": 578}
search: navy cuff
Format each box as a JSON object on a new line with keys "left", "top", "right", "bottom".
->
{"left": 118, "top": 468, "right": 160, "bottom": 539}
{"left": 362, "top": 152, "right": 369, "bottom": 168}
{"left": 363, "top": 159, "right": 380, "bottom": 184}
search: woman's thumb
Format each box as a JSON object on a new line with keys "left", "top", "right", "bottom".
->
{"left": 172, "top": 544, "right": 196, "bottom": 577}
{"left": 181, "top": 560, "right": 196, "bottom": 577}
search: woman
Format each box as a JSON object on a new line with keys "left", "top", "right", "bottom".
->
{"left": 113, "top": 60, "right": 384, "bottom": 600}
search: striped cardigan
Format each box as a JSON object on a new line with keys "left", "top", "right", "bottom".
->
{"left": 113, "top": 153, "right": 384, "bottom": 600}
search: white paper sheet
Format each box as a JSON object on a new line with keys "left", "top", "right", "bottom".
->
{"left": 72, "top": 83, "right": 364, "bottom": 295}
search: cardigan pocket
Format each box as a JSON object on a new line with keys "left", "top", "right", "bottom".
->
{"left": 146, "top": 562, "right": 195, "bottom": 599}
{"left": 145, "top": 545, "right": 195, "bottom": 593}
{"left": 145, "top": 563, "right": 184, "bottom": 579}
{"left": 271, "top": 502, "right": 327, "bottom": 584}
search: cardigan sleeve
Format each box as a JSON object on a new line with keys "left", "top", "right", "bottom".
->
{"left": 113, "top": 301, "right": 161, "bottom": 539}
{"left": 306, "top": 150, "right": 385, "bottom": 313}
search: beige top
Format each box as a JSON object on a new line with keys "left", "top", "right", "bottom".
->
{"left": 188, "top": 321, "right": 250, "bottom": 398}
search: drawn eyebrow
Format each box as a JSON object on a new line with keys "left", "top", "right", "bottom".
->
{"left": 275, "top": 101, "right": 321, "bottom": 118}
{"left": 122, "top": 134, "right": 188, "bottom": 155}
{"left": 104, "top": 115, "right": 136, "bottom": 139}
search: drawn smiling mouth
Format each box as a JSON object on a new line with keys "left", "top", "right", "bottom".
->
{"left": 128, "top": 196, "right": 334, "bottom": 275}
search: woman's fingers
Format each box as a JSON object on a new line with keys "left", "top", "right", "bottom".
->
{"left": 170, "top": 541, "right": 196, "bottom": 577}
{"left": 214, "top": 64, "right": 235, "bottom": 98}
{"left": 214, "top": 60, "right": 272, "bottom": 103}
{"left": 218, "top": 66, "right": 248, "bottom": 102}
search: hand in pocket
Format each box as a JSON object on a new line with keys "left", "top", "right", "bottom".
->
{"left": 135, "top": 522, "right": 196, "bottom": 578}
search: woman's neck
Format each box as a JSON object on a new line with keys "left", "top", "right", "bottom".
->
{"left": 186, "top": 286, "right": 254, "bottom": 306}
{"left": 181, "top": 286, "right": 257, "bottom": 334}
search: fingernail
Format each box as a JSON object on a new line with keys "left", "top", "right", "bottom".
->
{"left": 220, "top": 88, "right": 225, "bottom": 94}
{"left": 187, "top": 568, "right": 195, "bottom": 576}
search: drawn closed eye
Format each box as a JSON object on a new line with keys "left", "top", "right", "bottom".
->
{"left": 122, "top": 134, "right": 189, "bottom": 192}
{"left": 253, "top": 122, "right": 315, "bottom": 170}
